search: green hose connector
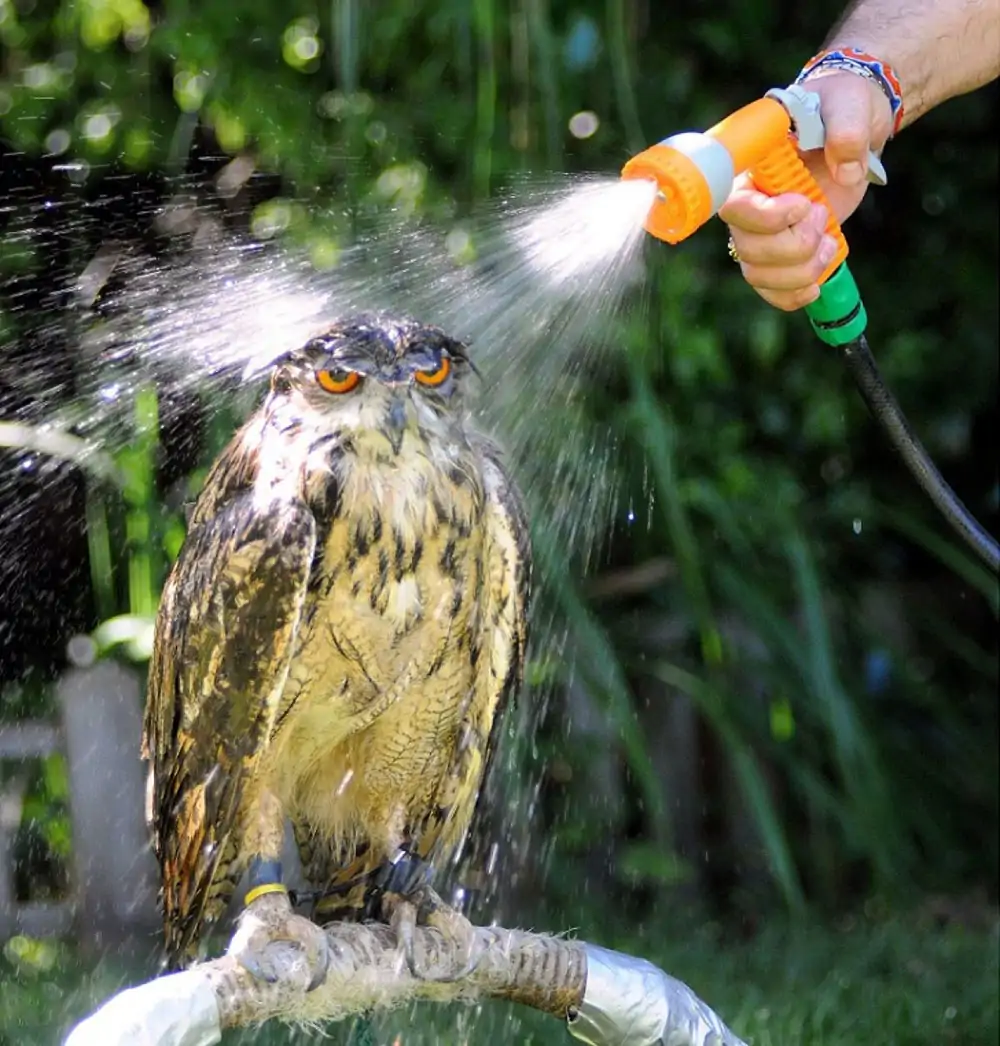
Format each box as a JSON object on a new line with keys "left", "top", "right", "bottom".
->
{"left": 805, "top": 262, "right": 868, "bottom": 346}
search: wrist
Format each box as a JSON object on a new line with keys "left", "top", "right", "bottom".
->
{"left": 796, "top": 47, "right": 905, "bottom": 136}
{"left": 824, "top": 34, "right": 939, "bottom": 128}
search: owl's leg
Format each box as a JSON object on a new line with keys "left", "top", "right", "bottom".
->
{"left": 227, "top": 790, "right": 330, "bottom": 991}
{"left": 374, "top": 851, "right": 482, "bottom": 984}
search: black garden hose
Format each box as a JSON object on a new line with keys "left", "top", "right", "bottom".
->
{"left": 842, "top": 334, "right": 999, "bottom": 574}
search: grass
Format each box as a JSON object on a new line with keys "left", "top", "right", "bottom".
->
{"left": 2, "top": 909, "right": 996, "bottom": 1046}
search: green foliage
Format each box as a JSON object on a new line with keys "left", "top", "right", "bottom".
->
{"left": 0, "top": 753, "right": 72, "bottom": 906}
{"left": 80, "top": 383, "right": 181, "bottom": 657}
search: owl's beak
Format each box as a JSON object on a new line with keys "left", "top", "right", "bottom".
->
{"left": 386, "top": 394, "right": 407, "bottom": 452}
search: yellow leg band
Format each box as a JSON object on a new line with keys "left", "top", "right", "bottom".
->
{"left": 244, "top": 882, "right": 288, "bottom": 907}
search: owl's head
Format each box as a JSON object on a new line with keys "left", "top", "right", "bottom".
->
{"left": 269, "top": 313, "right": 475, "bottom": 453}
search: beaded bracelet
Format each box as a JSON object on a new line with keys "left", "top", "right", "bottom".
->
{"left": 794, "top": 48, "right": 905, "bottom": 137}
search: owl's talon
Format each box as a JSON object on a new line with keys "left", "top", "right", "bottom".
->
{"left": 385, "top": 885, "right": 482, "bottom": 984}
{"left": 235, "top": 953, "right": 280, "bottom": 984}
{"left": 389, "top": 899, "right": 421, "bottom": 979}
{"left": 227, "top": 891, "right": 330, "bottom": 991}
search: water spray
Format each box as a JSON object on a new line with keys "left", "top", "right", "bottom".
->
{"left": 620, "top": 84, "right": 999, "bottom": 576}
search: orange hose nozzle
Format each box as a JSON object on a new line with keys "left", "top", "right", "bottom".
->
{"left": 621, "top": 97, "right": 793, "bottom": 244}
{"left": 621, "top": 139, "right": 718, "bottom": 244}
{"left": 622, "top": 87, "right": 851, "bottom": 283}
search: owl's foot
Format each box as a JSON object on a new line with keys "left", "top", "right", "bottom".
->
{"left": 227, "top": 888, "right": 330, "bottom": 991}
{"left": 384, "top": 883, "right": 482, "bottom": 984}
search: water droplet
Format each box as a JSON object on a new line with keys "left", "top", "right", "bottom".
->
{"left": 852, "top": 518, "right": 862, "bottom": 534}
{"left": 568, "top": 111, "right": 600, "bottom": 139}
{"left": 44, "top": 128, "right": 71, "bottom": 156}
{"left": 335, "top": 769, "right": 354, "bottom": 797}
{"left": 66, "top": 634, "right": 97, "bottom": 668}
{"left": 81, "top": 111, "right": 113, "bottom": 141}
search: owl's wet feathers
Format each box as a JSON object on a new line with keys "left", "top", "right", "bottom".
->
{"left": 142, "top": 315, "right": 531, "bottom": 962}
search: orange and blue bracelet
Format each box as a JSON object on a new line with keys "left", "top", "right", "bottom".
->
{"left": 795, "top": 48, "right": 905, "bottom": 137}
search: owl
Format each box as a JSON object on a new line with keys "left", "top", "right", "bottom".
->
{"left": 141, "top": 314, "right": 531, "bottom": 986}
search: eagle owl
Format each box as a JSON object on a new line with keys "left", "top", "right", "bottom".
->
{"left": 141, "top": 314, "right": 531, "bottom": 984}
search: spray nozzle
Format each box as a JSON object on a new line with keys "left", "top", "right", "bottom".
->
{"left": 621, "top": 96, "right": 792, "bottom": 245}
{"left": 620, "top": 85, "right": 885, "bottom": 261}
{"left": 621, "top": 84, "right": 882, "bottom": 344}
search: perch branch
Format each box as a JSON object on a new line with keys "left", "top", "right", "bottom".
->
{"left": 65, "top": 918, "right": 749, "bottom": 1046}
{"left": 206, "top": 921, "right": 587, "bottom": 1027}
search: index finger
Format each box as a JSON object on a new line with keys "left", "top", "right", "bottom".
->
{"left": 719, "top": 188, "right": 814, "bottom": 235}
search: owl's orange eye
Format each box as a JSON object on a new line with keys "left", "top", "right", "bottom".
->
{"left": 414, "top": 356, "right": 452, "bottom": 387}
{"left": 316, "top": 369, "right": 361, "bottom": 394}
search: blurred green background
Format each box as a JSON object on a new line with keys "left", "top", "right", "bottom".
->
{"left": 0, "top": 0, "right": 997, "bottom": 1043}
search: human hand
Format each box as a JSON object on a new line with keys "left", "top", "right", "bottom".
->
{"left": 719, "top": 70, "right": 895, "bottom": 311}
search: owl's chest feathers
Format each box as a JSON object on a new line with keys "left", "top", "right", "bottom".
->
{"left": 263, "top": 433, "right": 488, "bottom": 812}
{"left": 309, "top": 433, "right": 487, "bottom": 646}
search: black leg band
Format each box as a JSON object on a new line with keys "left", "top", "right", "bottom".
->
{"left": 373, "top": 850, "right": 434, "bottom": 896}
{"left": 362, "top": 850, "right": 434, "bottom": 919}
{"left": 247, "top": 857, "right": 283, "bottom": 889}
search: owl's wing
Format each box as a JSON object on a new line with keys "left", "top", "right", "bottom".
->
{"left": 142, "top": 489, "right": 315, "bottom": 961}
{"left": 474, "top": 445, "right": 532, "bottom": 784}
{"left": 422, "top": 440, "right": 533, "bottom": 865}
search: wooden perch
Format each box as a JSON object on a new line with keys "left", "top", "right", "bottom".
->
{"left": 66, "top": 917, "right": 749, "bottom": 1046}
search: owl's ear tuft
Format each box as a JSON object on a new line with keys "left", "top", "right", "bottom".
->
{"left": 270, "top": 365, "right": 293, "bottom": 394}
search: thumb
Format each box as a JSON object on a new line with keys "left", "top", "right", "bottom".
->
{"left": 815, "top": 73, "right": 875, "bottom": 189}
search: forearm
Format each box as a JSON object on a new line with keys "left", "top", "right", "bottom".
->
{"left": 826, "top": 0, "right": 1000, "bottom": 125}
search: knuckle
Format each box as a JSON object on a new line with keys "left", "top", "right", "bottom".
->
{"left": 719, "top": 186, "right": 757, "bottom": 222}
{"left": 719, "top": 208, "right": 748, "bottom": 232}
{"left": 758, "top": 204, "right": 795, "bottom": 233}
{"left": 824, "top": 123, "right": 868, "bottom": 154}
{"left": 722, "top": 200, "right": 762, "bottom": 231}
{"left": 824, "top": 123, "right": 861, "bottom": 148}
{"left": 725, "top": 193, "right": 790, "bottom": 234}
